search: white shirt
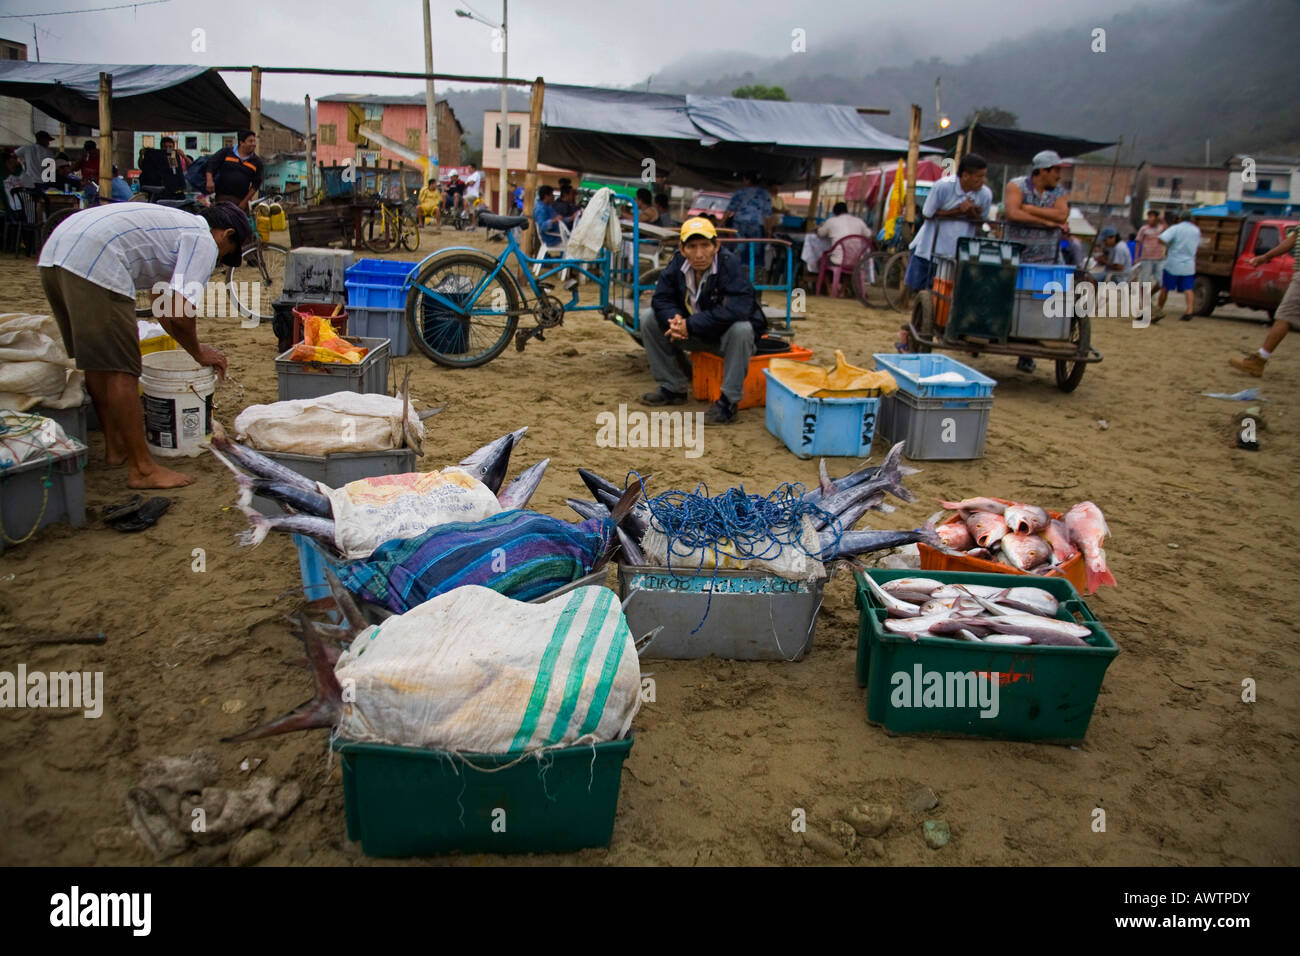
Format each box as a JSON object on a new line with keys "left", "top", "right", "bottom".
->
{"left": 15, "top": 143, "right": 55, "bottom": 189}
{"left": 39, "top": 203, "right": 219, "bottom": 306}
{"left": 463, "top": 170, "right": 485, "bottom": 199}
{"left": 815, "top": 213, "right": 871, "bottom": 265}
{"left": 909, "top": 176, "right": 994, "bottom": 261}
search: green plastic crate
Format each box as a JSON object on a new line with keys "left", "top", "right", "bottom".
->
{"left": 332, "top": 736, "right": 633, "bottom": 857}
{"left": 853, "top": 569, "right": 1118, "bottom": 744}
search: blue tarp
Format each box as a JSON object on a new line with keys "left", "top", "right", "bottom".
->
{"left": 0, "top": 61, "right": 249, "bottom": 132}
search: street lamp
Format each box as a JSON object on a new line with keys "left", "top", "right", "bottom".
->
{"left": 456, "top": 3, "right": 509, "bottom": 214}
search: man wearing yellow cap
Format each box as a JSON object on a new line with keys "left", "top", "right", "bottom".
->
{"left": 642, "top": 216, "right": 767, "bottom": 424}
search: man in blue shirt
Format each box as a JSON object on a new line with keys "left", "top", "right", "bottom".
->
{"left": 724, "top": 171, "right": 771, "bottom": 271}
{"left": 1153, "top": 209, "right": 1201, "bottom": 322}
{"left": 905, "top": 153, "right": 993, "bottom": 293}
{"left": 110, "top": 166, "right": 133, "bottom": 201}
{"left": 534, "top": 185, "right": 563, "bottom": 248}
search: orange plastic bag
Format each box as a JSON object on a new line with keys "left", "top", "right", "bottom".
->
{"left": 295, "top": 315, "right": 368, "bottom": 364}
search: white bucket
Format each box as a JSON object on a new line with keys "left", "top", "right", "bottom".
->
{"left": 140, "top": 350, "right": 216, "bottom": 458}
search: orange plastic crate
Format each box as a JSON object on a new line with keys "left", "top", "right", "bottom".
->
{"left": 918, "top": 496, "right": 1089, "bottom": 594}
{"left": 933, "top": 276, "right": 953, "bottom": 328}
{"left": 691, "top": 345, "right": 814, "bottom": 410}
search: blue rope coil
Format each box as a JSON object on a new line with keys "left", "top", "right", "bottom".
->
{"left": 626, "top": 473, "right": 843, "bottom": 633}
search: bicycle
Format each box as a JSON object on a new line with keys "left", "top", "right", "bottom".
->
{"left": 404, "top": 212, "right": 613, "bottom": 368}
{"left": 853, "top": 221, "right": 913, "bottom": 312}
{"left": 360, "top": 196, "right": 420, "bottom": 253}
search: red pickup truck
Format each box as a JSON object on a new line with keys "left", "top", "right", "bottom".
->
{"left": 1193, "top": 214, "right": 1298, "bottom": 317}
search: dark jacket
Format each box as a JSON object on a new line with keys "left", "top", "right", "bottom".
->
{"left": 651, "top": 247, "right": 766, "bottom": 341}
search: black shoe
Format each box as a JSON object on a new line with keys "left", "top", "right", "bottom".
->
{"left": 1016, "top": 357, "right": 1037, "bottom": 373}
{"left": 1179, "top": 314, "right": 1193, "bottom": 322}
{"left": 704, "top": 397, "right": 738, "bottom": 424}
{"left": 640, "top": 387, "right": 688, "bottom": 406}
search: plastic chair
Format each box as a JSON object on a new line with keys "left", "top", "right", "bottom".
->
{"left": 815, "top": 234, "right": 872, "bottom": 298}
{"left": 7, "top": 188, "right": 41, "bottom": 256}
{"left": 531, "top": 219, "right": 570, "bottom": 282}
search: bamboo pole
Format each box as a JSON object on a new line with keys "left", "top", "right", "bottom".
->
{"left": 904, "top": 104, "right": 920, "bottom": 232}
{"left": 804, "top": 158, "right": 824, "bottom": 229}
{"left": 216, "top": 65, "right": 532, "bottom": 85}
{"left": 522, "top": 77, "right": 544, "bottom": 255}
{"left": 98, "top": 72, "right": 112, "bottom": 199}
{"left": 249, "top": 66, "right": 262, "bottom": 143}
{"left": 303, "top": 94, "right": 313, "bottom": 204}
{"left": 954, "top": 133, "right": 965, "bottom": 165}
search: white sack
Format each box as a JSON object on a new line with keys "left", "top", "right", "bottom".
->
{"left": 0, "top": 314, "right": 84, "bottom": 410}
{"left": 335, "top": 584, "right": 640, "bottom": 753}
{"left": 326, "top": 466, "right": 501, "bottom": 559}
{"left": 641, "top": 515, "right": 826, "bottom": 582}
{"left": 566, "top": 187, "right": 622, "bottom": 263}
{"left": 234, "top": 393, "right": 424, "bottom": 457}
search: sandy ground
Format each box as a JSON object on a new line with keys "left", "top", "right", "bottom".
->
{"left": 1, "top": 223, "right": 1296, "bottom": 867}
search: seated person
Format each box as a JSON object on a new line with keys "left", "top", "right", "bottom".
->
{"left": 640, "top": 217, "right": 766, "bottom": 425}
{"left": 417, "top": 178, "right": 441, "bottom": 225}
{"left": 552, "top": 185, "right": 578, "bottom": 224}
{"left": 534, "top": 185, "right": 564, "bottom": 248}
{"left": 444, "top": 174, "right": 464, "bottom": 213}
{"left": 138, "top": 137, "right": 189, "bottom": 198}
{"left": 654, "top": 192, "right": 677, "bottom": 228}
{"left": 110, "top": 166, "right": 133, "bottom": 201}
{"left": 816, "top": 201, "right": 871, "bottom": 266}
{"left": 1091, "top": 225, "right": 1132, "bottom": 283}
{"left": 621, "top": 187, "right": 658, "bottom": 225}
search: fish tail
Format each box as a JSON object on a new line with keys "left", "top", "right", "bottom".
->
{"left": 877, "top": 442, "right": 915, "bottom": 502}
{"left": 916, "top": 520, "right": 942, "bottom": 548}
{"left": 236, "top": 511, "right": 270, "bottom": 548}
{"left": 1085, "top": 564, "right": 1117, "bottom": 593}
{"left": 595, "top": 475, "right": 647, "bottom": 569}
{"left": 233, "top": 473, "right": 254, "bottom": 509}
{"left": 222, "top": 615, "right": 343, "bottom": 742}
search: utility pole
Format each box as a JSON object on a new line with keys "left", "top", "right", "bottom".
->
{"left": 498, "top": 0, "right": 508, "bottom": 213}
{"left": 422, "top": 0, "right": 440, "bottom": 196}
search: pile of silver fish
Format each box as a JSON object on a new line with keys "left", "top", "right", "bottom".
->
{"left": 932, "top": 496, "right": 1116, "bottom": 593}
{"left": 207, "top": 423, "right": 550, "bottom": 549}
{"left": 861, "top": 575, "right": 1095, "bottom": 647}
{"left": 568, "top": 442, "right": 940, "bottom": 566}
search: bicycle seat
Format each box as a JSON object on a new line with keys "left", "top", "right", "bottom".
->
{"left": 478, "top": 213, "right": 529, "bottom": 232}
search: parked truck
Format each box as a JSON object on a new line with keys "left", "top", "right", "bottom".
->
{"left": 1193, "top": 213, "right": 1298, "bottom": 317}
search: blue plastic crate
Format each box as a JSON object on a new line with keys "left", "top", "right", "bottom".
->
{"left": 1016, "top": 263, "right": 1074, "bottom": 299}
{"left": 871, "top": 353, "right": 997, "bottom": 400}
{"left": 763, "top": 370, "right": 880, "bottom": 459}
{"left": 348, "top": 304, "right": 409, "bottom": 356}
{"left": 345, "top": 260, "right": 417, "bottom": 310}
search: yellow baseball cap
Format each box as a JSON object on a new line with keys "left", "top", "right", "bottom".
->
{"left": 680, "top": 216, "right": 717, "bottom": 241}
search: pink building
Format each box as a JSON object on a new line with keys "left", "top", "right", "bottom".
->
{"left": 315, "top": 94, "right": 463, "bottom": 171}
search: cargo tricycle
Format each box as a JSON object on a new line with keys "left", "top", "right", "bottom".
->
{"left": 906, "top": 236, "right": 1102, "bottom": 392}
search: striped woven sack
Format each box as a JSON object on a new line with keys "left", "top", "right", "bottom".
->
{"left": 337, "top": 509, "right": 614, "bottom": 614}
{"left": 335, "top": 584, "right": 640, "bottom": 753}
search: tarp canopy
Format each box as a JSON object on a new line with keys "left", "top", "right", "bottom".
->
{"left": 539, "top": 84, "right": 938, "bottom": 190}
{"left": 923, "top": 124, "right": 1116, "bottom": 167}
{"left": 0, "top": 62, "right": 250, "bottom": 132}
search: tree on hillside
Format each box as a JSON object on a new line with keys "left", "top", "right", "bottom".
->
{"left": 732, "top": 84, "right": 789, "bottom": 101}
{"left": 960, "top": 106, "right": 1018, "bottom": 129}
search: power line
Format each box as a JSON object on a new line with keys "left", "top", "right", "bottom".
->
{"left": 0, "top": 0, "right": 171, "bottom": 18}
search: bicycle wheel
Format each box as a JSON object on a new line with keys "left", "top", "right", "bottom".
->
{"left": 853, "top": 251, "right": 890, "bottom": 307}
{"left": 400, "top": 212, "right": 421, "bottom": 252}
{"left": 882, "top": 251, "right": 912, "bottom": 313}
{"left": 228, "top": 243, "right": 288, "bottom": 322}
{"left": 405, "top": 251, "right": 521, "bottom": 368}
{"left": 361, "top": 208, "right": 395, "bottom": 252}
{"left": 1055, "top": 315, "right": 1090, "bottom": 392}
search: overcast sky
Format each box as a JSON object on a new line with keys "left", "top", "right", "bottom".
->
{"left": 1, "top": 0, "right": 1183, "bottom": 103}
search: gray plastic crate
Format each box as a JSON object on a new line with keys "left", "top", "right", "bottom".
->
{"left": 35, "top": 397, "right": 91, "bottom": 446}
{"left": 617, "top": 564, "right": 825, "bottom": 661}
{"left": 283, "top": 247, "right": 354, "bottom": 295}
{"left": 348, "top": 305, "right": 410, "bottom": 357}
{"left": 251, "top": 447, "right": 417, "bottom": 515}
{"left": 1010, "top": 289, "right": 1071, "bottom": 340}
{"left": 275, "top": 337, "right": 390, "bottom": 402}
{"left": 878, "top": 390, "right": 992, "bottom": 461}
{"left": 0, "top": 447, "right": 87, "bottom": 555}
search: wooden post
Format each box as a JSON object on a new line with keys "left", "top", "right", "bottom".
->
{"left": 98, "top": 72, "right": 112, "bottom": 199}
{"left": 904, "top": 104, "right": 921, "bottom": 232}
{"left": 522, "top": 77, "right": 544, "bottom": 255}
{"left": 804, "top": 158, "right": 824, "bottom": 229}
{"left": 303, "top": 94, "right": 313, "bottom": 204}
{"left": 954, "top": 133, "right": 965, "bottom": 166}
{"left": 249, "top": 66, "right": 262, "bottom": 143}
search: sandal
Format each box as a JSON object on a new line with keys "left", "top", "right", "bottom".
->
{"left": 101, "top": 494, "right": 145, "bottom": 524}
{"left": 112, "top": 497, "right": 172, "bottom": 533}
